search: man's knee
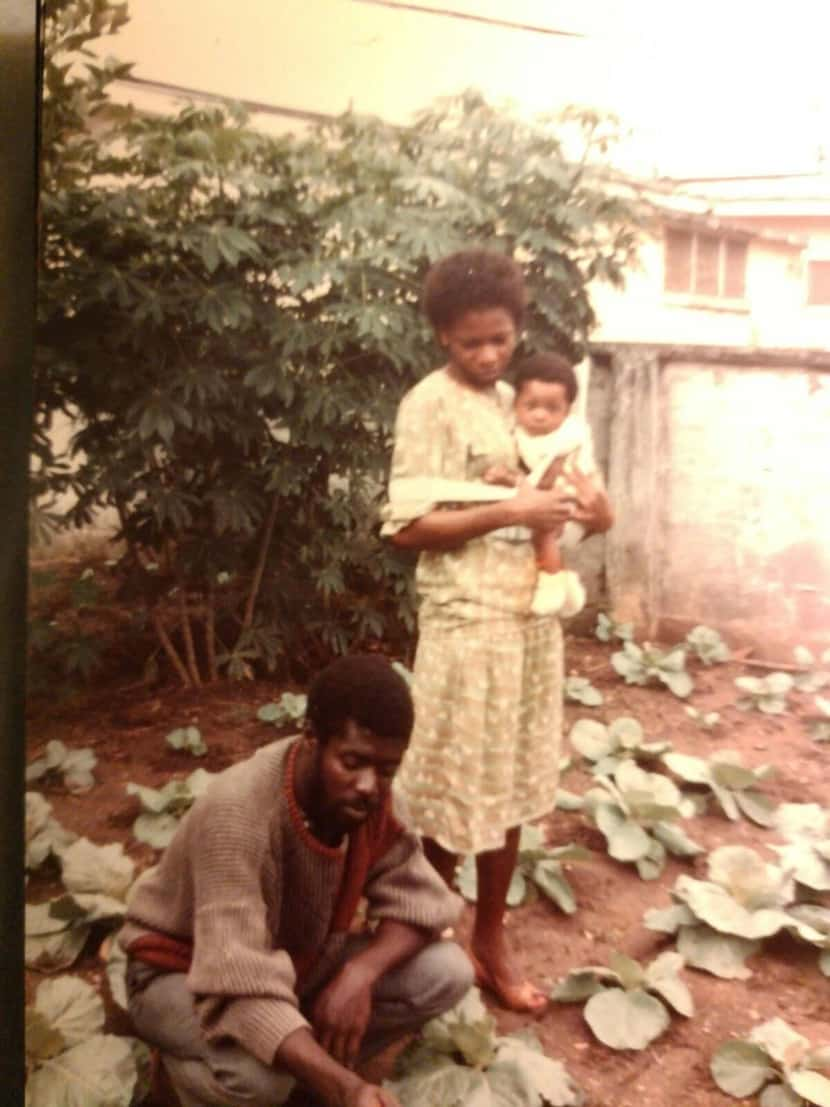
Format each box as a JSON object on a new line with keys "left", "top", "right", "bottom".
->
{"left": 164, "top": 1047, "right": 295, "bottom": 1107}
{"left": 403, "top": 940, "right": 475, "bottom": 1018}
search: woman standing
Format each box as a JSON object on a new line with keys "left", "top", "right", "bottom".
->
{"left": 381, "top": 250, "right": 612, "bottom": 1012}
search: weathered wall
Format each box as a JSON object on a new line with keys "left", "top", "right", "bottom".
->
{"left": 593, "top": 344, "right": 830, "bottom": 660}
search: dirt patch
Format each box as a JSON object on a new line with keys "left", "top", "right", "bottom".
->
{"left": 25, "top": 635, "right": 830, "bottom": 1106}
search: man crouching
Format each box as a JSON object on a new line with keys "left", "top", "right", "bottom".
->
{"left": 119, "top": 654, "right": 473, "bottom": 1107}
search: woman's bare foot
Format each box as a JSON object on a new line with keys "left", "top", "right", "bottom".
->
{"left": 469, "top": 940, "right": 548, "bottom": 1014}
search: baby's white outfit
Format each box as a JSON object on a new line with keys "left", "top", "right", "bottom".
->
{"left": 515, "top": 415, "right": 595, "bottom": 618}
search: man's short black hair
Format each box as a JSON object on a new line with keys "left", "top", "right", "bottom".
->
{"left": 305, "top": 654, "right": 414, "bottom": 744}
{"left": 422, "top": 249, "right": 527, "bottom": 331}
{"left": 512, "top": 351, "right": 578, "bottom": 405}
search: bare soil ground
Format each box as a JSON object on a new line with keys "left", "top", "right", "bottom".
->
{"left": 25, "top": 633, "right": 830, "bottom": 1107}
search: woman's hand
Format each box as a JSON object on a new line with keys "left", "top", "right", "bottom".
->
{"left": 509, "top": 481, "right": 577, "bottom": 532}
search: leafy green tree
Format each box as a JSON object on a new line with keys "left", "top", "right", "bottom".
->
{"left": 36, "top": 0, "right": 641, "bottom": 686}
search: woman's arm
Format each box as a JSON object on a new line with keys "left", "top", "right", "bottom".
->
{"left": 390, "top": 483, "right": 578, "bottom": 553}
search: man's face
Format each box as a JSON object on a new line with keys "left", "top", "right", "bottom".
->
{"left": 310, "top": 720, "right": 408, "bottom": 835}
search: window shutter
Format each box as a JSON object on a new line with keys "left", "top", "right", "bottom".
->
{"left": 664, "top": 227, "right": 692, "bottom": 292}
{"left": 807, "top": 260, "right": 830, "bottom": 305}
{"left": 723, "top": 239, "right": 747, "bottom": 299}
{"left": 695, "top": 233, "right": 720, "bottom": 295}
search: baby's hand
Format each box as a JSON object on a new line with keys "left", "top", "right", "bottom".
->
{"left": 483, "top": 464, "right": 519, "bottom": 487}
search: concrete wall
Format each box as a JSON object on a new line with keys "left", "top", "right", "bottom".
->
{"left": 593, "top": 344, "right": 830, "bottom": 660}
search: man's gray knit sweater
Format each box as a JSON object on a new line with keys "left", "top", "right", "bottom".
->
{"left": 119, "top": 736, "right": 462, "bottom": 1067}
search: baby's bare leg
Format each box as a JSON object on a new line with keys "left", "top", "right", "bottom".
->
{"left": 533, "top": 527, "right": 562, "bottom": 573}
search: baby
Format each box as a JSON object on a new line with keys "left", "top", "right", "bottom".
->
{"left": 487, "top": 352, "right": 596, "bottom": 617}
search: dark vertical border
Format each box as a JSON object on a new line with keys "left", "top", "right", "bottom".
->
{"left": 0, "top": 0, "right": 37, "bottom": 1097}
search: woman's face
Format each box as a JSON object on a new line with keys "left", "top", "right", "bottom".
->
{"left": 439, "top": 307, "right": 517, "bottom": 390}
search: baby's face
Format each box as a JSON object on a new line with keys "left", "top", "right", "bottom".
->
{"left": 514, "top": 379, "right": 571, "bottom": 436}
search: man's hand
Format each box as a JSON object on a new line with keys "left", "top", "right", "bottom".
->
{"left": 346, "top": 1082, "right": 402, "bottom": 1107}
{"left": 311, "top": 959, "right": 376, "bottom": 1069}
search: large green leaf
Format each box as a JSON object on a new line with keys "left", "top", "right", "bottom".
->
{"left": 106, "top": 938, "right": 129, "bottom": 1011}
{"left": 606, "top": 952, "right": 643, "bottom": 991}
{"left": 595, "top": 804, "right": 651, "bottom": 862}
{"left": 25, "top": 903, "right": 90, "bottom": 971}
{"left": 26, "top": 792, "right": 76, "bottom": 870}
{"left": 662, "top": 752, "right": 711, "bottom": 785}
{"left": 584, "top": 988, "right": 669, "bottom": 1050}
{"left": 608, "top": 716, "right": 644, "bottom": 749}
{"left": 759, "top": 1083, "right": 803, "bottom": 1107}
{"left": 660, "top": 669, "right": 693, "bottom": 698}
{"left": 749, "top": 1019, "right": 810, "bottom": 1070}
{"left": 551, "top": 970, "right": 616, "bottom": 1003}
{"left": 788, "top": 1069, "right": 830, "bottom": 1106}
{"left": 652, "top": 821, "right": 704, "bottom": 858}
{"left": 643, "top": 903, "right": 696, "bottom": 935}
{"left": 59, "top": 838, "right": 134, "bottom": 900}
{"left": 643, "top": 952, "right": 694, "bottom": 1017}
{"left": 735, "top": 790, "right": 778, "bottom": 828}
{"left": 490, "top": 1037, "right": 584, "bottom": 1106}
{"left": 569, "top": 719, "right": 614, "bottom": 761}
{"left": 635, "top": 837, "right": 667, "bottom": 881}
{"left": 26, "top": 1034, "right": 138, "bottom": 1107}
{"left": 532, "top": 860, "right": 577, "bottom": 914}
{"left": 387, "top": 1055, "right": 489, "bottom": 1107}
{"left": 706, "top": 847, "right": 793, "bottom": 909}
{"left": 677, "top": 925, "right": 759, "bottom": 980}
{"left": 33, "top": 976, "right": 104, "bottom": 1047}
{"left": 132, "top": 812, "right": 181, "bottom": 850}
{"left": 674, "top": 875, "right": 790, "bottom": 940}
{"left": 710, "top": 1041, "right": 776, "bottom": 1097}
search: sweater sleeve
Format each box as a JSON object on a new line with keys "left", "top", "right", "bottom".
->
{"left": 363, "top": 829, "right": 463, "bottom": 936}
{"left": 185, "top": 788, "right": 310, "bottom": 1065}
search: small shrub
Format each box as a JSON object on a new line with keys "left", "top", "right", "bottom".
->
{"left": 126, "top": 769, "right": 216, "bottom": 849}
{"left": 569, "top": 715, "right": 670, "bottom": 776}
{"left": 552, "top": 950, "right": 693, "bottom": 1051}
{"left": 735, "top": 672, "right": 794, "bottom": 715}
{"left": 662, "top": 750, "right": 777, "bottom": 827}
{"left": 456, "top": 824, "right": 593, "bottom": 915}
{"left": 646, "top": 845, "right": 830, "bottom": 981}
{"left": 711, "top": 1017, "right": 830, "bottom": 1105}
{"left": 26, "top": 739, "right": 97, "bottom": 794}
{"left": 685, "top": 705, "right": 721, "bottom": 732}
{"left": 385, "top": 988, "right": 584, "bottom": 1106}
{"left": 611, "top": 640, "right": 693, "bottom": 698}
{"left": 595, "top": 612, "right": 633, "bottom": 642}
{"left": 583, "top": 761, "right": 704, "bottom": 881}
{"left": 257, "top": 692, "right": 308, "bottom": 727}
{"left": 685, "top": 625, "right": 731, "bottom": 665}
{"left": 564, "top": 675, "right": 603, "bottom": 706}
{"left": 26, "top": 975, "right": 150, "bottom": 1107}
{"left": 165, "top": 726, "right": 207, "bottom": 756}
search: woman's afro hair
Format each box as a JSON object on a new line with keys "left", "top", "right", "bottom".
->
{"left": 422, "top": 249, "right": 527, "bottom": 331}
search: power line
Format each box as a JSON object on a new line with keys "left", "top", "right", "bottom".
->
{"left": 352, "top": 0, "right": 585, "bottom": 39}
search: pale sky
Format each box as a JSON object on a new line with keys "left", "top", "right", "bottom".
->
{"left": 95, "top": 0, "right": 830, "bottom": 177}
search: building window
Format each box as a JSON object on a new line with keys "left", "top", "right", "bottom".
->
{"left": 664, "top": 227, "right": 747, "bottom": 300}
{"left": 807, "top": 260, "right": 830, "bottom": 305}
